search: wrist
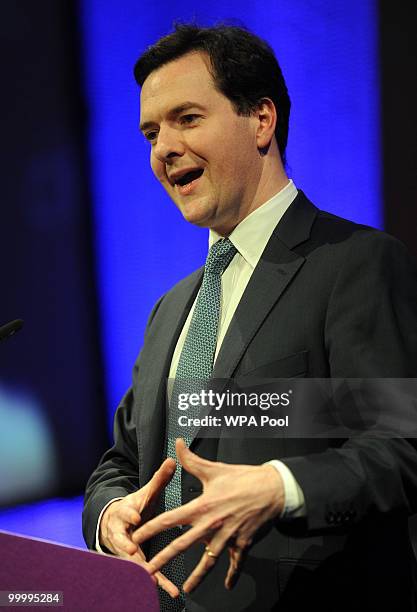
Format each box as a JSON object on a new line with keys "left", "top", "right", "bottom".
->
{"left": 261, "top": 464, "right": 285, "bottom": 517}
{"left": 100, "top": 499, "right": 122, "bottom": 551}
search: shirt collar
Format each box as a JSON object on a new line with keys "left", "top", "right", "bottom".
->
{"left": 209, "top": 179, "right": 298, "bottom": 269}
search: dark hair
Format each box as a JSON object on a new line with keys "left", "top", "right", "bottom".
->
{"left": 134, "top": 24, "right": 291, "bottom": 163}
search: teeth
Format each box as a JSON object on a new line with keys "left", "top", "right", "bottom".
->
{"left": 176, "top": 169, "right": 203, "bottom": 186}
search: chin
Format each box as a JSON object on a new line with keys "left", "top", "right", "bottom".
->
{"left": 178, "top": 200, "right": 215, "bottom": 228}
{"left": 181, "top": 212, "right": 212, "bottom": 229}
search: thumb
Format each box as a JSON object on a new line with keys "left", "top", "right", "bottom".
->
{"left": 150, "top": 457, "right": 176, "bottom": 492}
{"left": 139, "top": 459, "right": 176, "bottom": 508}
{"left": 132, "top": 459, "right": 176, "bottom": 511}
{"left": 175, "top": 438, "right": 212, "bottom": 479}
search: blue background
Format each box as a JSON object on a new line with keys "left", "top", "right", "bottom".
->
{"left": 80, "top": 0, "right": 380, "bottom": 433}
{"left": 0, "top": 0, "right": 381, "bottom": 547}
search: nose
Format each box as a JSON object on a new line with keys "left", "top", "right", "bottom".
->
{"left": 153, "top": 124, "right": 185, "bottom": 163}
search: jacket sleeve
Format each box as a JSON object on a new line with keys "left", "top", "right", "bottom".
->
{"left": 82, "top": 295, "right": 164, "bottom": 550}
{"left": 282, "top": 230, "right": 417, "bottom": 533}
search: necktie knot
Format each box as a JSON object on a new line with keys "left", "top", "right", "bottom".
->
{"left": 205, "top": 238, "right": 237, "bottom": 275}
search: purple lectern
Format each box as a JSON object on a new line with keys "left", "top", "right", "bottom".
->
{"left": 0, "top": 530, "right": 159, "bottom": 611}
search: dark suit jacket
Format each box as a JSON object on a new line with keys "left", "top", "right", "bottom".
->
{"left": 83, "top": 192, "right": 417, "bottom": 611}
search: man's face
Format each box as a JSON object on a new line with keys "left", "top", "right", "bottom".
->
{"left": 140, "top": 52, "right": 263, "bottom": 235}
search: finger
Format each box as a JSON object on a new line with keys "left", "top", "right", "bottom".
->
{"left": 155, "top": 571, "right": 180, "bottom": 598}
{"left": 110, "top": 529, "right": 138, "bottom": 556}
{"left": 117, "top": 504, "right": 141, "bottom": 527}
{"left": 147, "top": 518, "right": 224, "bottom": 574}
{"left": 182, "top": 546, "right": 219, "bottom": 594}
{"left": 225, "top": 546, "right": 246, "bottom": 590}
{"left": 176, "top": 438, "right": 214, "bottom": 480}
{"left": 151, "top": 457, "right": 177, "bottom": 490}
{"left": 110, "top": 509, "right": 141, "bottom": 539}
{"left": 119, "top": 544, "right": 147, "bottom": 564}
{"left": 125, "top": 548, "right": 180, "bottom": 598}
{"left": 132, "top": 498, "right": 202, "bottom": 544}
{"left": 182, "top": 525, "right": 237, "bottom": 594}
{"left": 135, "top": 459, "right": 177, "bottom": 509}
{"left": 225, "top": 530, "right": 252, "bottom": 590}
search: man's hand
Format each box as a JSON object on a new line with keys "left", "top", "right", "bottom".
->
{"left": 99, "top": 457, "right": 180, "bottom": 598}
{"left": 132, "top": 439, "right": 284, "bottom": 593}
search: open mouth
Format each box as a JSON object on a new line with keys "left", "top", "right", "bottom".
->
{"left": 175, "top": 168, "right": 204, "bottom": 186}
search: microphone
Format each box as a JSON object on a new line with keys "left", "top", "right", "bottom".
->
{"left": 0, "top": 319, "right": 24, "bottom": 342}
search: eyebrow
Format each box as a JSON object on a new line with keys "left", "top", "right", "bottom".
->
{"left": 139, "top": 101, "right": 207, "bottom": 132}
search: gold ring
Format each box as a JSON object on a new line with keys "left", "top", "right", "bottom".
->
{"left": 205, "top": 546, "right": 218, "bottom": 558}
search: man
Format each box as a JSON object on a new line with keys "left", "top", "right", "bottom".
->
{"left": 83, "top": 24, "right": 417, "bottom": 611}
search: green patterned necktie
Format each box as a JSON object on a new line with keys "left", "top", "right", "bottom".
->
{"left": 154, "top": 238, "right": 237, "bottom": 611}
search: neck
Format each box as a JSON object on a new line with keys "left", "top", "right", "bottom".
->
{"left": 214, "top": 148, "right": 289, "bottom": 236}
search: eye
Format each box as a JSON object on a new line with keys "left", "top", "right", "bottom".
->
{"left": 144, "top": 129, "right": 158, "bottom": 143}
{"left": 179, "top": 114, "right": 200, "bottom": 125}
{"left": 142, "top": 130, "right": 158, "bottom": 144}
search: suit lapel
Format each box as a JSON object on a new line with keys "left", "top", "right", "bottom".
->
{"left": 212, "top": 243, "right": 305, "bottom": 379}
{"left": 213, "top": 191, "right": 318, "bottom": 379}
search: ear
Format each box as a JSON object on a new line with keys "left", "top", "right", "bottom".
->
{"left": 255, "top": 98, "right": 277, "bottom": 150}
